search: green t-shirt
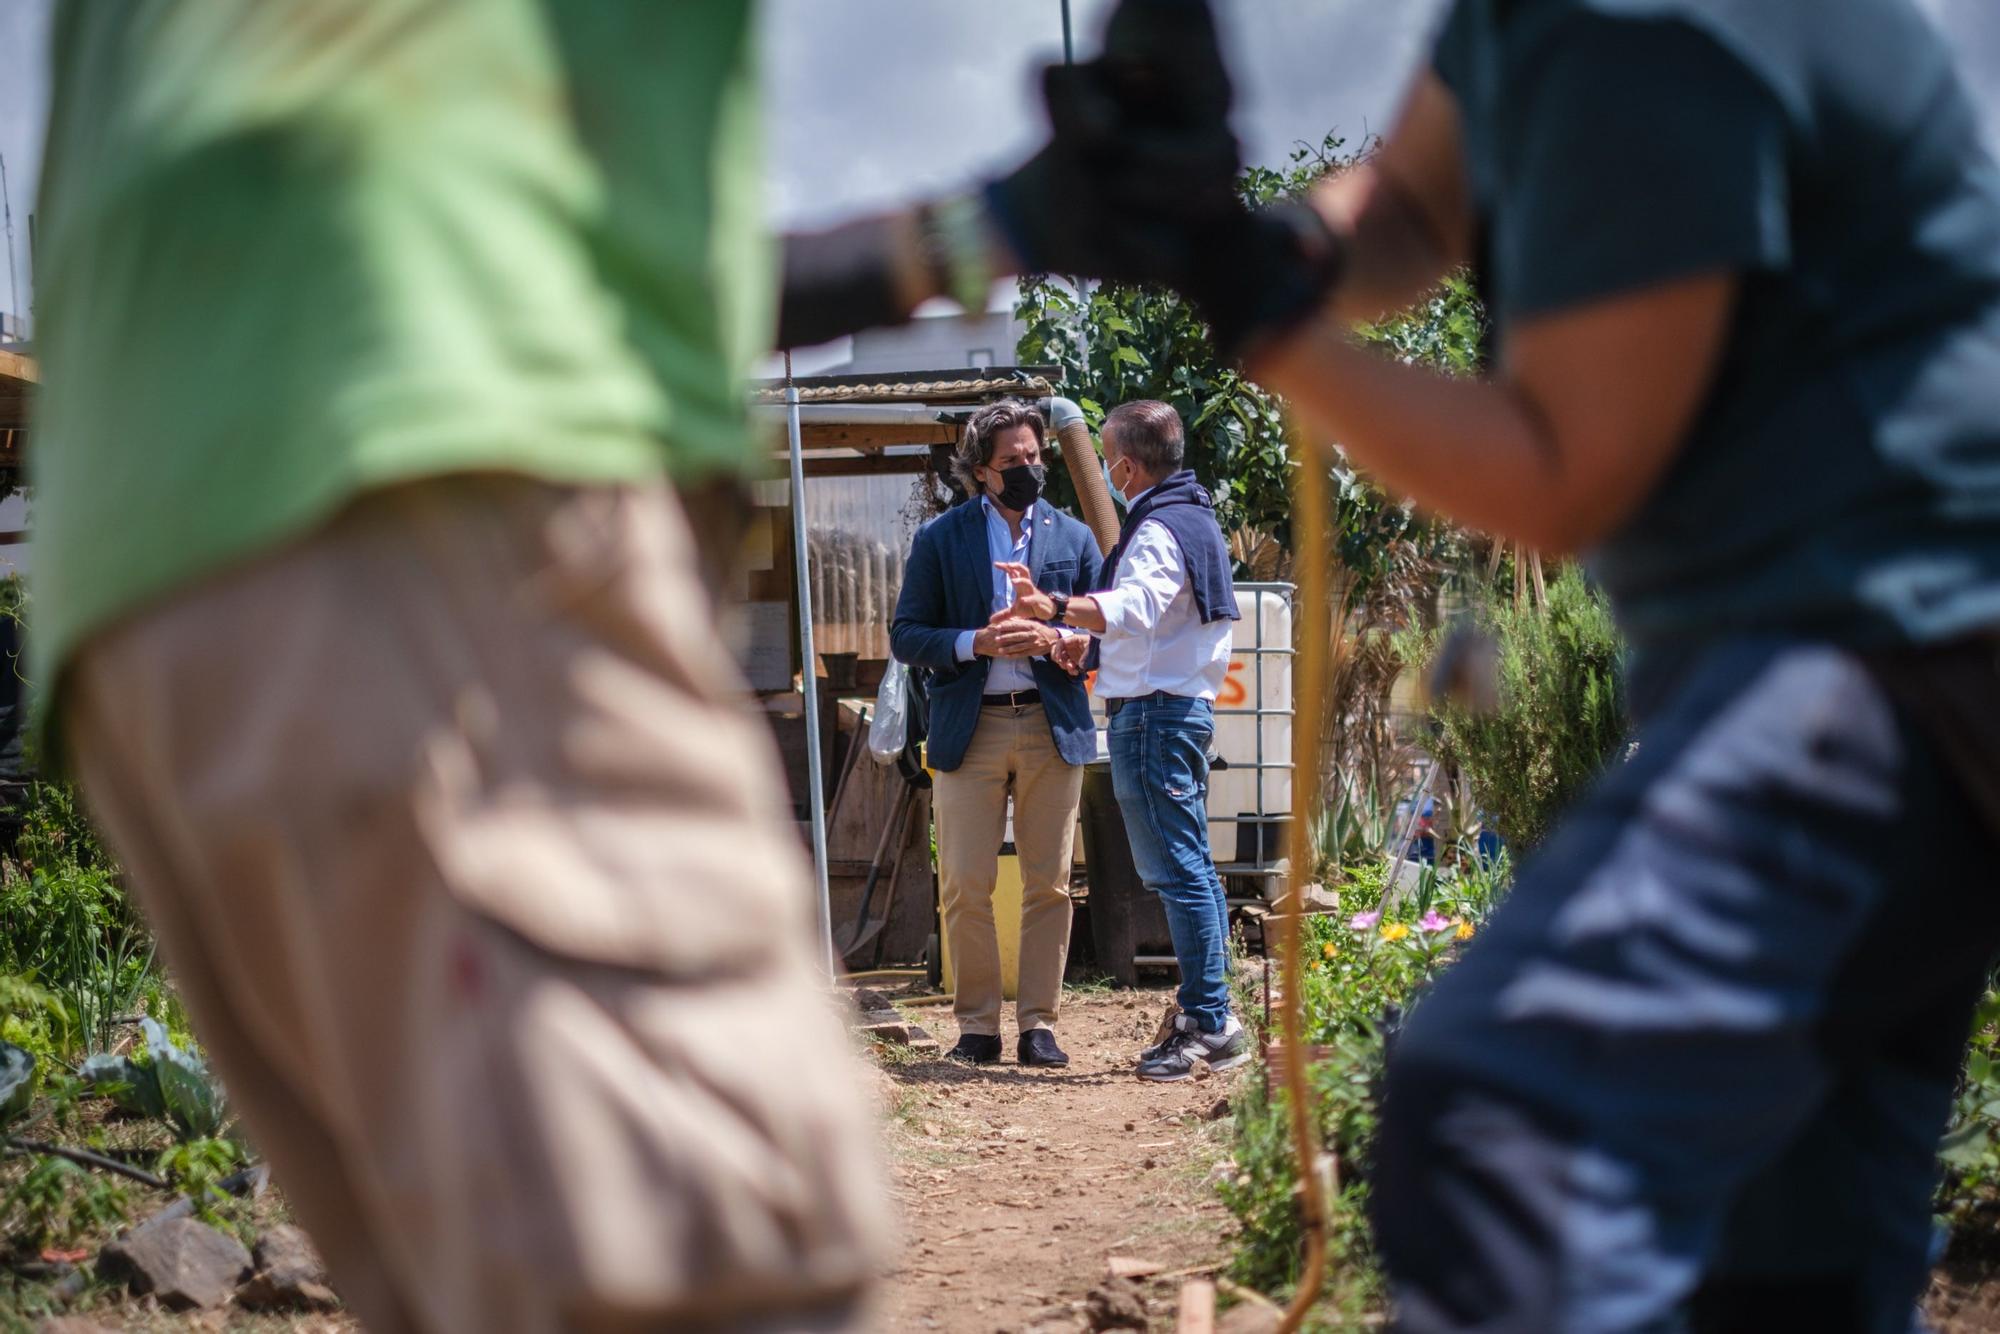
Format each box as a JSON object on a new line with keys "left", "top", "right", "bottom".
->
{"left": 1434, "top": 0, "right": 2000, "bottom": 651}
{"left": 30, "top": 1, "right": 770, "bottom": 694}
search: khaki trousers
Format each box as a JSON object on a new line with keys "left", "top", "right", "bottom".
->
{"left": 931, "top": 703, "right": 1082, "bottom": 1036}
{"left": 64, "top": 477, "right": 889, "bottom": 1334}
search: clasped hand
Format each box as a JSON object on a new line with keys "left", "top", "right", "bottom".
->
{"left": 981, "top": 561, "right": 1086, "bottom": 676}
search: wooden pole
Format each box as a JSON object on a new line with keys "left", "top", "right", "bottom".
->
{"left": 1177, "top": 1280, "right": 1217, "bottom": 1334}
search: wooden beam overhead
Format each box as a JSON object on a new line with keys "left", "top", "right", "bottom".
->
{"left": 794, "top": 422, "right": 957, "bottom": 450}
{"left": 802, "top": 453, "right": 939, "bottom": 479}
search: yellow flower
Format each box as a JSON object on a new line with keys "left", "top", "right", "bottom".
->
{"left": 1320, "top": 941, "right": 1338, "bottom": 960}
{"left": 1380, "top": 923, "right": 1410, "bottom": 942}
{"left": 1455, "top": 920, "right": 1475, "bottom": 941}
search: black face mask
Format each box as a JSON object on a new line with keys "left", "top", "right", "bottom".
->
{"left": 991, "top": 462, "right": 1046, "bottom": 511}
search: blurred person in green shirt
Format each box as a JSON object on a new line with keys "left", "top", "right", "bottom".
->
{"left": 31, "top": 2, "right": 1237, "bottom": 1329}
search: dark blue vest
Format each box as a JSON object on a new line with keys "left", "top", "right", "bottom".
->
{"left": 1098, "top": 471, "right": 1241, "bottom": 624}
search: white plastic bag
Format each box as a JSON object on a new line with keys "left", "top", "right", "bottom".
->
{"left": 868, "top": 659, "right": 910, "bottom": 764}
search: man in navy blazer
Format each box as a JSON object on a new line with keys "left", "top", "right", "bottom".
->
{"left": 891, "top": 399, "right": 1102, "bottom": 1068}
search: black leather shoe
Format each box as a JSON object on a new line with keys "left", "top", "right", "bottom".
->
{"left": 1017, "top": 1029, "right": 1070, "bottom": 1068}
{"left": 947, "top": 1034, "right": 1002, "bottom": 1065}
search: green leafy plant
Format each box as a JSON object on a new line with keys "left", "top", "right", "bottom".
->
{"left": 1, "top": 781, "right": 156, "bottom": 1058}
{"left": 1400, "top": 567, "right": 1629, "bottom": 851}
{"left": 0, "top": 973, "right": 67, "bottom": 1067}
{"left": 1312, "top": 777, "right": 1395, "bottom": 879}
{"left": 1219, "top": 857, "right": 1504, "bottom": 1312}
{"left": 1, "top": 1155, "right": 132, "bottom": 1248}
{"left": 154, "top": 1136, "right": 245, "bottom": 1230}
{"left": 1941, "top": 984, "right": 2000, "bottom": 1222}
{"left": 80, "top": 1019, "right": 224, "bottom": 1141}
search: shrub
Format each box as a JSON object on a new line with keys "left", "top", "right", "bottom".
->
{"left": 1220, "top": 855, "right": 1505, "bottom": 1308}
{"left": 1402, "top": 566, "right": 1628, "bottom": 851}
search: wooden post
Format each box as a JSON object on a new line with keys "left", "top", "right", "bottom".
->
{"left": 1177, "top": 1279, "right": 1216, "bottom": 1334}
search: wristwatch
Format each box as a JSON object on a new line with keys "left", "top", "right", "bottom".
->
{"left": 1049, "top": 592, "right": 1070, "bottom": 624}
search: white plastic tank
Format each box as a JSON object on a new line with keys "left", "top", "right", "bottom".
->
{"left": 1207, "top": 587, "right": 1293, "bottom": 864}
{"left": 1086, "top": 584, "right": 1294, "bottom": 868}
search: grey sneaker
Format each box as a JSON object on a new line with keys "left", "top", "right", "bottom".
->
{"left": 1136, "top": 1014, "right": 1250, "bottom": 1082}
{"left": 1140, "top": 1003, "right": 1183, "bottom": 1062}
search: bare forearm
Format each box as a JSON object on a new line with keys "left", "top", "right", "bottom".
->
{"left": 1254, "top": 326, "right": 1581, "bottom": 551}
{"left": 1315, "top": 167, "right": 1459, "bottom": 327}
{"left": 1060, "top": 596, "right": 1108, "bottom": 634}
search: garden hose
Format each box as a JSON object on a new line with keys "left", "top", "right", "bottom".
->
{"left": 1277, "top": 414, "right": 1331, "bottom": 1330}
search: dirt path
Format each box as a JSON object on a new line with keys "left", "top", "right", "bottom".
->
{"left": 870, "top": 985, "right": 1249, "bottom": 1333}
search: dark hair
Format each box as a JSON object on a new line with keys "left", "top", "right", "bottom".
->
{"left": 951, "top": 398, "right": 1047, "bottom": 493}
{"left": 1103, "top": 400, "right": 1184, "bottom": 475}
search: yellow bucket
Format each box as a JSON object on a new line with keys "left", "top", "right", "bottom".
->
{"left": 937, "top": 847, "right": 1024, "bottom": 1000}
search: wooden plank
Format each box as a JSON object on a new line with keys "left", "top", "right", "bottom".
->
{"left": 802, "top": 453, "right": 938, "bottom": 479}
{"left": 797, "top": 423, "right": 956, "bottom": 449}
{"left": 0, "top": 347, "right": 36, "bottom": 387}
{"left": 1177, "top": 1280, "right": 1216, "bottom": 1334}
{"left": 0, "top": 349, "right": 33, "bottom": 432}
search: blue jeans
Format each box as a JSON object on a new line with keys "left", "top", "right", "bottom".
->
{"left": 1108, "top": 693, "right": 1233, "bottom": 1032}
{"left": 1375, "top": 638, "right": 2000, "bottom": 1333}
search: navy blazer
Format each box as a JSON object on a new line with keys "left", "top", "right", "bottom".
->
{"left": 890, "top": 499, "right": 1103, "bottom": 772}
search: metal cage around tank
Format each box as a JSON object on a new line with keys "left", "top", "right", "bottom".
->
{"left": 1206, "top": 580, "right": 1298, "bottom": 903}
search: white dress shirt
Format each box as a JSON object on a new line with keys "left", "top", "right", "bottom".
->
{"left": 1091, "top": 510, "right": 1235, "bottom": 701}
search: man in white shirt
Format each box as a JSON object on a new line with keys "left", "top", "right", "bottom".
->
{"left": 1002, "top": 401, "right": 1250, "bottom": 1080}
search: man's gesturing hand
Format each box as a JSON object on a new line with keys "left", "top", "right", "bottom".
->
{"left": 993, "top": 561, "right": 1056, "bottom": 620}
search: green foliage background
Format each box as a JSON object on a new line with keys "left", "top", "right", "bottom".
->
{"left": 1402, "top": 567, "right": 1629, "bottom": 850}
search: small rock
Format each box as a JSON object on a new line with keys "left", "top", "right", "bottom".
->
{"left": 238, "top": 1223, "right": 340, "bottom": 1311}
{"left": 850, "top": 987, "right": 895, "bottom": 1013}
{"left": 1084, "top": 1276, "right": 1149, "bottom": 1330}
{"left": 1123, "top": 1121, "right": 1136, "bottom": 1133}
{"left": 1203, "top": 1096, "right": 1232, "bottom": 1122}
{"left": 861, "top": 1017, "right": 938, "bottom": 1048}
{"left": 253, "top": 1224, "right": 328, "bottom": 1285}
{"left": 99, "top": 1217, "right": 253, "bottom": 1310}
{"left": 1141, "top": 1157, "right": 1157, "bottom": 1170}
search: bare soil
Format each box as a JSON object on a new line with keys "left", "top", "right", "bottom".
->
{"left": 25, "top": 980, "right": 2000, "bottom": 1332}
{"left": 870, "top": 984, "right": 1250, "bottom": 1333}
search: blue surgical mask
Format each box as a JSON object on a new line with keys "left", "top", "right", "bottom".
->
{"left": 1102, "top": 459, "right": 1129, "bottom": 510}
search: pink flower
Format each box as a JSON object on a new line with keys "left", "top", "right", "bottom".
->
{"left": 1418, "top": 911, "right": 1453, "bottom": 934}
{"left": 1348, "top": 910, "right": 1381, "bottom": 932}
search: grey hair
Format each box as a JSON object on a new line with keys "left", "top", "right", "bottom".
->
{"left": 1103, "top": 400, "right": 1184, "bottom": 475}
{"left": 950, "top": 398, "right": 1047, "bottom": 495}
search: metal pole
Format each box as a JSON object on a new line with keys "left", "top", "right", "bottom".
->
{"left": 1060, "top": 0, "right": 1075, "bottom": 65}
{"left": 785, "top": 351, "right": 835, "bottom": 976}
{"left": 0, "top": 154, "right": 17, "bottom": 332}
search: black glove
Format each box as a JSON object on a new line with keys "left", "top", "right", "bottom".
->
{"left": 984, "top": 0, "right": 1240, "bottom": 284}
{"left": 1186, "top": 201, "right": 1349, "bottom": 364}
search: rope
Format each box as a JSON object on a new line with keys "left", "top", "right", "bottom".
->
{"left": 749, "top": 375, "right": 1055, "bottom": 406}
{"left": 1277, "top": 414, "right": 1331, "bottom": 1330}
